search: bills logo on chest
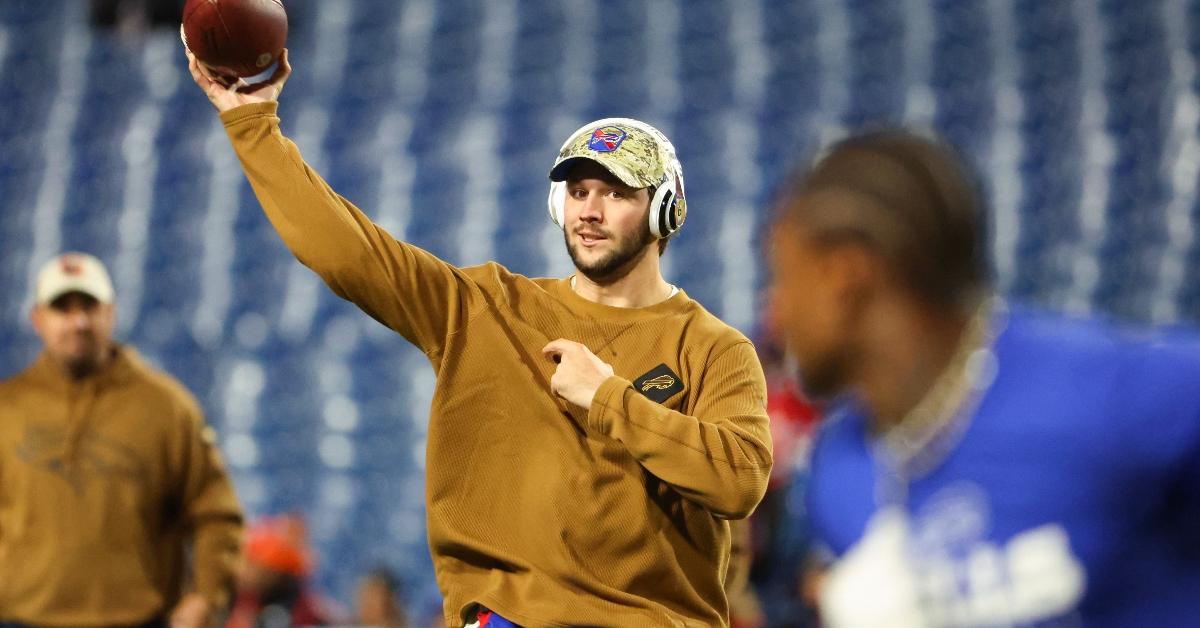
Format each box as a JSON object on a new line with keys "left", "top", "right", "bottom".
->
{"left": 633, "top": 364, "right": 684, "bottom": 403}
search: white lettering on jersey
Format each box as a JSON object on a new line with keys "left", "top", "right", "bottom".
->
{"left": 821, "top": 483, "right": 1086, "bottom": 628}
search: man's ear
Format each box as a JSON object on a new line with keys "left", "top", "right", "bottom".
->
{"left": 29, "top": 305, "right": 44, "bottom": 336}
{"left": 823, "top": 241, "right": 880, "bottom": 309}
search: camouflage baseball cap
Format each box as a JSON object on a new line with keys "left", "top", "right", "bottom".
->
{"left": 549, "top": 118, "right": 683, "bottom": 191}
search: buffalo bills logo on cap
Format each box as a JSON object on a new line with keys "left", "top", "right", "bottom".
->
{"left": 587, "top": 126, "right": 627, "bottom": 153}
{"left": 60, "top": 256, "right": 84, "bottom": 276}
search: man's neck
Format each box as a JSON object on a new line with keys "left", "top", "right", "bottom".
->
{"left": 856, "top": 299, "right": 977, "bottom": 430}
{"left": 50, "top": 346, "right": 115, "bottom": 382}
{"left": 572, "top": 254, "right": 674, "bottom": 308}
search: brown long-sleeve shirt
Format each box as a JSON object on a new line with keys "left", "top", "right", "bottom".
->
{"left": 222, "top": 102, "right": 772, "bottom": 627}
{"left": 0, "top": 346, "right": 243, "bottom": 625}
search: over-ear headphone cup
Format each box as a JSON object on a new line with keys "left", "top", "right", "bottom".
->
{"left": 547, "top": 181, "right": 567, "bottom": 227}
{"left": 648, "top": 178, "right": 678, "bottom": 239}
{"left": 657, "top": 191, "right": 674, "bottom": 238}
{"left": 664, "top": 192, "right": 679, "bottom": 232}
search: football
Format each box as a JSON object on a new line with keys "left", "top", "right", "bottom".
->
{"left": 181, "top": 0, "right": 288, "bottom": 79}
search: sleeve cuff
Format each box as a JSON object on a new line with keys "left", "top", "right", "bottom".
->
{"left": 219, "top": 101, "right": 279, "bottom": 127}
{"left": 588, "top": 376, "right": 632, "bottom": 435}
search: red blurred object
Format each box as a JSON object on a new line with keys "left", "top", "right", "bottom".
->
{"left": 227, "top": 515, "right": 343, "bottom": 627}
{"left": 243, "top": 514, "right": 311, "bottom": 576}
{"left": 181, "top": 0, "right": 287, "bottom": 78}
{"left": 765, "top": 373, "right": 819, "bottom": 488}
{"left": 753, "top": 295, "right": 821, "bottom": 487}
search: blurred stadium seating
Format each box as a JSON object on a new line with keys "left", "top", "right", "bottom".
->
{"left": 1, "top": 0, "right": 1197, "bottom": 613}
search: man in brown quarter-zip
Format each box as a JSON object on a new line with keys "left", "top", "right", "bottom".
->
{"left": 187, "top": 47, "right": 772, "bottom": 628}
{"left": 0, "top": 253, "right": 243, "bottom": 627}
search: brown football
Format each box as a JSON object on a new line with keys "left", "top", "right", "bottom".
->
{"left": 182, "top": 0, "right": 288, "bottom": 79}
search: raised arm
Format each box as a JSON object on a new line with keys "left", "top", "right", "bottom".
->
{"left": 186, "top": 49, "right": 482, "bottom": 357}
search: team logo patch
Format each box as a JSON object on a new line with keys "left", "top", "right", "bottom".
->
{"left": 633, "top": 363, "right": 684, "bottom": 403}
{"left": 587, "top": 126, "right": 627, "bottom": 153}
{"left": 60, "top": 256, "right": 84, "bottom": 275}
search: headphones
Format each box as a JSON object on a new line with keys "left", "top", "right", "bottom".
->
{"left": 547, "top": 118, "right": 687, "bottom": 239}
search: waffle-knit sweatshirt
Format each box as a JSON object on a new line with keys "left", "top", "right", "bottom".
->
{"left": 0, "top": 347, "right": 243, "bottom": 624}
{"left": 221, "top": 102, "right": 772, "bottom": 627}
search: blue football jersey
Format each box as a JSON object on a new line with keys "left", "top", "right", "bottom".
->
{"left": 807, "top": 305, "right": 1200, "bottom": 627}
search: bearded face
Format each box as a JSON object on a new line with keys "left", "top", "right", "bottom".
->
{"left": 561, "top": 161, "right": 657, "bottom": 285}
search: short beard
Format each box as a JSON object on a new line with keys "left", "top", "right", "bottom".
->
{"left": 796, "top": 347, "right": 857, "bottom": 400}
{"left": 57, "top": 340, "right": 112, "bottom": 381}
{"left": 565, "top": 221, "right": 657, "bottom": 286}
{"left": 64, "top": 355, "right": 104, "bottom": 380}
{"left": 792, "top": 336, "right": 859, "bottom": 401}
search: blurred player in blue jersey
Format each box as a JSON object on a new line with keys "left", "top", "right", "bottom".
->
{"left": 766, "top": 129, "right": 1200, "bottom": 627}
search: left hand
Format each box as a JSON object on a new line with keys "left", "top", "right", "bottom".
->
{"left": 542, "top": 339, "right": 615, "bottom": 410}
{"left": 170, "top": 593, "right": 212, "bottom": 628}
